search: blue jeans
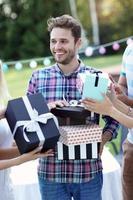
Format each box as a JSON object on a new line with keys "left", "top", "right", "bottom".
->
{"left": 38, "top": 172, "right": 103, "bottom": 200}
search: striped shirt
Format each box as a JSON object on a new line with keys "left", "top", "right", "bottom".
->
{"left": 27, "top": 61, "right": 119, "bottom": 183}
{"left": 121, "top": 43, "right": 133, "bottom": 143}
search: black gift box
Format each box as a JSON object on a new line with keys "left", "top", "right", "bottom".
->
{"left": 51, "top": 106, "right": 90, "bottom": 119}
{"left": 57, "top": 142, "right": 100, "bottom": 160}
{"left": 5, "top": 93, "right": 60, "bottom": 154}
{"left": 51, "top": 106, "right": 99, "bottom": 125}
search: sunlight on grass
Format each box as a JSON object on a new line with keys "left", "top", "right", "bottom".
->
{"left": 5, "top": 67, "right": 36, "bottom": 97}
{"left": 83, "top": 54, "right": 122, "bottom": 68}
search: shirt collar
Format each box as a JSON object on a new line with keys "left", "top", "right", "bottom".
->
{"left": 54, "top": 60, "right": 86, "bottom": 76}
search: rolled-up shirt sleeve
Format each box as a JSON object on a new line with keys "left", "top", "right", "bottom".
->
{"left": 102, "top": 115, "right": 120, "bottom": 140}
{"left": 26, "top": 71, "right": 38, "bottom": 95}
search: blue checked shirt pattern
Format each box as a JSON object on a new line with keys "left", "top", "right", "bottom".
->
{"left": 27, "top": 61, "right": 119, "bottom": 183}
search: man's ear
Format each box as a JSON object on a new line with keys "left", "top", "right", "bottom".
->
{"left": 76, "top": 38, "right": 82, "bottom": 48}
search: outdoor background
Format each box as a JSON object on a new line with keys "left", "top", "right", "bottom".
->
{"left": 0, "top": 0, "right": 133, "bottom": 60}
{"left": 0, "top": 0, "right": 132, "bottom": 157}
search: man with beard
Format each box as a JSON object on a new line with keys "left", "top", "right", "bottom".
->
{"left": 27, "top": 15, "right": 119, "bottom": 200}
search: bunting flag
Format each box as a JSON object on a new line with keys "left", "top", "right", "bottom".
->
{"left": 1, "top": 36, "right": 133, "bottom": 72}
{"left": 85, "top": 36, "right": 133, "bottom": 57}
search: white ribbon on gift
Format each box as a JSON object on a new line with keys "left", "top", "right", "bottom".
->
{"left": 69, "top": 100, "right": 94, "bottom": 118}
{"left": 12, "top": 96, "right": 58, "bottom": 146}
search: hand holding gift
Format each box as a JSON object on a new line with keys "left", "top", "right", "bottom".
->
{"left": 82, "top": 94, "right": 113, "bottom": 115}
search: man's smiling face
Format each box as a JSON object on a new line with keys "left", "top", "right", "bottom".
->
{"left": 50, "top": 27, "right": 80, "bottom": 65}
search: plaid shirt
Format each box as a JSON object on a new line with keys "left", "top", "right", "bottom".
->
{"left": 27, "top": 61, "right": 119, "bottom": 183}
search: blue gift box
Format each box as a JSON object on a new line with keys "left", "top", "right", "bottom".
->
{"left": 5, "top": 93, "right": 60, "bottom": 154}
{"left": 82, "top": 72, "right": 109, "bottom": 101}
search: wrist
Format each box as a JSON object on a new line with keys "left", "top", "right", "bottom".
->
{"left": 13, "top": 157, "right": 21, "bottom": 166}
{"left": 102, "top": 131, "right": 112, "bottom": 144}
{"left": 127, "top": 106, "right": 133, "bottom": 117}
{"left": 110, "top": 106, "right": 117, "bottom": 118}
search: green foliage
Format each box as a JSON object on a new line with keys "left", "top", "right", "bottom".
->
{"left": 0, "top": 0, "right": 70, "bottom": 60}
{"left": 76, "top": 0, "right": 92, "bottom": 42}
{"left": 0, "top": 3, "right": 9, "bottom": 58}
{"left": 0, "top": 0, "right": 132, "bottom": 61}
{"left": 117, "top": 0, "right": 133, "bottom": 38}
{"left": 97, "top": 0, "right": 133, "bottom": 43}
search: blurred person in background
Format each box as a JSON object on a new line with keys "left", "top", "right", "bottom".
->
{"left": 82, "top": 43, "right": 133, "bottom": 200}
{"left": 115, "top": 43, "right": 133, "bottom": 200}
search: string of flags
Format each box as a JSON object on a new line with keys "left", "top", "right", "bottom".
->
{"left": 85, "top": 36, "right": 133, "bottom": 56}
{"left": 1, "top": 56, "right": 52, "bottom": 72}
{"left": 1, "top": 36, "right": 133, "bottom": 72}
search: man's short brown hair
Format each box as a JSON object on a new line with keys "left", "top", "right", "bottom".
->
{"left": 47, "top": 14, "right": 81, "bottom": 41}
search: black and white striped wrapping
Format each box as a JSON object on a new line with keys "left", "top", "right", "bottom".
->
{"left": 57, "top": 142, "right": 100, "bottom": 160}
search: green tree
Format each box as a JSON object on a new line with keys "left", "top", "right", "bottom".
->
{"left": 76, "top": 0, "right": 133, "bottom": 46}
{"left": 0, "top": 0, "right": 70, "bottom": 61}
{"left": 0, "top": 2, "right": 11, "bottom": 59}
{"left": 97, "top": 0, "right": 133, "bottom": 43}
{"left": 117, "top": 0, "right": 133, "bottom": 38}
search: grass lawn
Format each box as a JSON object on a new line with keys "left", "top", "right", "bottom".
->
{"left": 4, "top": 54, "right": 123, "bottom": 156}
{"left": 5, "top": 67, "right": 34, "bottom": 98}
{"left": 83, "top": 54, "right": 122, "bottom": 68}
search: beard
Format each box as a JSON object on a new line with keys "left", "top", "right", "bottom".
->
{"left": 53, "top": 49, "right": 76, "bottom": 65}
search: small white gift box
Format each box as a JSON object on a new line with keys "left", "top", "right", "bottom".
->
{"left": 81, "top": 72, "right": 109, "bottom": 101}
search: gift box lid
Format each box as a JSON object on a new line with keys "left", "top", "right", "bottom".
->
{"left": 51, "top": 106, "right": 91, "bottom": 119}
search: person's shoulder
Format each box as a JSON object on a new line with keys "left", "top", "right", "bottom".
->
{"left": 32, "top": 64, "right": 56, "bottom": 75}
{"left": 80, "top": 61, "right": 99, "bottom": 73}
{"left": 126, "top": 42, "right": 133, "bottom": 50}
{"left": 124, "top": 43, "right": 133, "bottom": 55}
{"left": 82, "top": 64, "right": 101, "bottom": 73}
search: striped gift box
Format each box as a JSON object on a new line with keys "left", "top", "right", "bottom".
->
{"left": 57, "top": 142, "right": 100, "bottom": 160}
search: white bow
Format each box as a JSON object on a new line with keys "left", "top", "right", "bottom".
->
{"left": 13, "top": 109, "right": 58, "bottom": 142}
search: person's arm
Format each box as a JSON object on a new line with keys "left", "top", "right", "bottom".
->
{"left": 0, "top": 148, "right": 53, "bottom": 170}
{"left": 109, "top": 106, "right": 133, "bottom": 128}
{"left": 0, "top": 146, "right": 20, "bottom": 160}
{"left": 83, "top": 96, "right": 120, "bottom": 155}
{"left": 116, "top": 72, "right": 133, "bottom": 107}
{"left": 0, "top": 107, "right": 6, "bottom": 120}
{"left": 113, "top": 97, "right": 133, "bottom": 115}
{"left": 82, "top": 96, "right": 133, "bottom": 128}
{"left": 99, "top": 116, "right": 119, "bottom": 155}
